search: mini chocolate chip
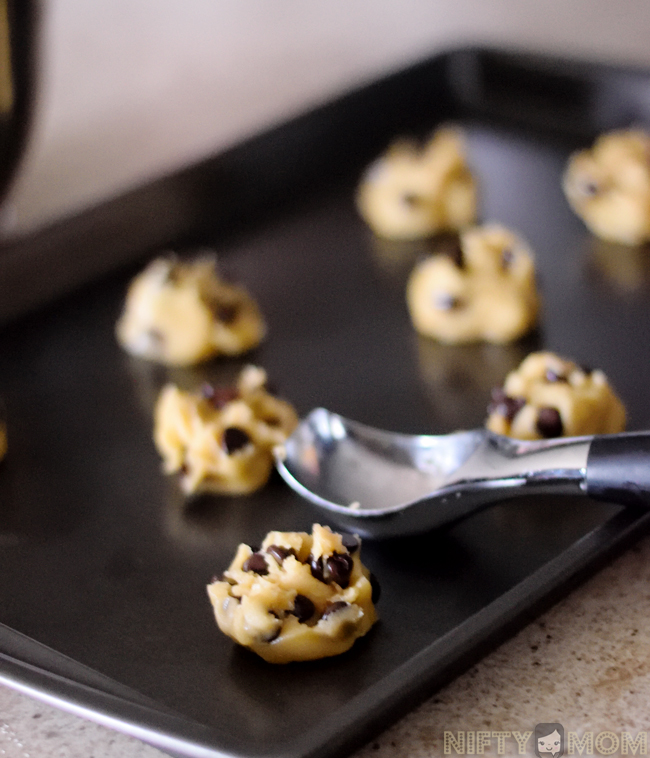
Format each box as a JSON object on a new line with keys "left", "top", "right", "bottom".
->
{"left": 201, "top": 383, "right": 239, "bottom": 408}
{"left": 580, "top": 364, "right": 593, "bottom": 375}
{"left": 369, "top": 573, "right": 381, "bottom": 604}
{"left": 216, "top": 304, "right": 239, "bottom": 324}
{"left": 580, "top": 180, "right": 599, "bottom": 197}
{"left": 488, "top": 388, "right": 526, "bottom": 423}
{"left": 222, "top": 427, "right": 250, "bottom": 454}
{"left": 536, "top": 407, "right": 564, "bottom": 438}
{"left": 162, "top": 262, "right": 181, "bottom": 284}
{"left": 147, "top": 328, "right": 165, "bottom": 346}
{"left": 545, "top": 369, "right": 568, "bottom": 383}
{"left": 501, "top": 248, "right": 515, "bottom": 269}
{"left": 242, "top": 553, "right": 268, "bottom": 575}
{"left": 435, "top": 293, "right": 463, "bottom": 311}
{"left": 341, "top": 534, "right": 359, "bottom": 553}
{"left": 325, "top": 553, "right": 354, "bottom": 588}
{"left": 402, "top": 193, "right": 422, "bottom": 207}
{"left": 292, "top": 594, "right": 315, "bottom": 623}
{"left": 321, "top": 601, "right": 350, "bottom": 619}
{"left": 266, "top": 545, "right": 297, "bottom": 565}
{"left": 309, "top": 555, "right": 326, "bottom": 583}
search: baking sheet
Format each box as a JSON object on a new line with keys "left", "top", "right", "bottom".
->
{"left": 1, "top": 48, "right": 650, "bottom": 758}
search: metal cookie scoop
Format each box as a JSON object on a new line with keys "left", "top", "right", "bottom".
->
{"left": 275, "top": 407, "right": 650, "bottom": 539}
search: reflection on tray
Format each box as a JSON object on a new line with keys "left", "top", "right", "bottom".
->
{"left": 122, "top": 351, "right": 252, "bottom": 417}
{"left": 364, "top": 231, "right": 464, "bottom": 290}
{"left": 587, "top": 237, "right": 650, "bottom": 293}
{"left": 414, "top": 334, "right": 540, "bottom": 431}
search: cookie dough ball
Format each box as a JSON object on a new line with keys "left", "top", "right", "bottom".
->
{"left": 563, "top": 129, "right": 650, "bottom": 245}
{"left": 486, "top": 351, "right": 625, "bottom": 440}
{"left": 207, "top": 524, "right": 379, "bottom": 663}
{"left": 356, "top": 127, "right": 477, "bottom": 239}
{"left": 406, "top": 224, "right": 539, "bottom": 344}
{"left": 153, "top": 365, "right": 298, "bottom": 494}
{"left": 116, "top": 254, "right": 266, "bottom": 366}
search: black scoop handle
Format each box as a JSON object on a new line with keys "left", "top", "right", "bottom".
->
{"left": 586, "top": 432, "right": 650, "bottom": 508}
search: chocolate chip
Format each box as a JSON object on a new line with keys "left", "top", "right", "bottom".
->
{"left": 201, "top": 383, "right": 239, "bottom": 408}
{"left": 242, "top": 553, "right": 268, "bottom": 575}
{"left": 222, "top": 427, "right": 250, "bottom": 454}
{"left": 545, "top": 369, "right": 568, "bottom": 383}
{"left": 580, "top": 180, "right": 599, "bottom": 197}
{"left": 308, "top": 555, "right": 326, "bottom": 583}
{"left": 536, "top": 407, "right": 564, "bottom": 438}
{"left": 341, "top": 534, "right": 359, "bottom": 553}
{"left": 435, "top": 293, "right": 463, "bottom": 311}
{"left": 580, "top": 364, "right": 593, "bottom": 375}
{"left": 402, "top": 193, "right": 422, "bottom": 207}
{"left": 216, "top": 304, "right": 239, "bottom": 324}
{"left": 321, "top": 601, "right": 349, "bottom": 619}
{"left": 146, "top": 328, "right": 165, "bottom": 346}
{"left": 325, "top": 553, "right": 354, "bottom": 588}
{"left": 162, "top": 262, "right": 181, "bottom": 284}
{"left": 369, "top": 573, "right": 381, "bottom": 604}
{"left": 488, "top": 388, "right": 526, "bottom": 423}
{"left": 266, "top": 545, "right": 297, "bottom": 565}
{"left": 292, "top": 594, "right": 315, "bottom": 623}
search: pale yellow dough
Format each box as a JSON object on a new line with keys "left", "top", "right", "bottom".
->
{"left": 406, "top": 224, "right": 539, "bottom": 344}
{"left": 356, "top": 127, "right": 477, "bottom": 239}
{"left": 116, "top": 254, "right": 266, "bottom": 366}
{"left": 486, "top": 351, "right": 626, "bottom": 440}
{"left": 563, "top": 128, "right": 650, "bottom": 245}
{"left": 153, "top": 365, "right": 298, "bottom": 495}
{"left": 207, "top": 524, "right": 378, "bottom": 663}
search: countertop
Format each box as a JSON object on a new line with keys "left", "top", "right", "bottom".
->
{"left": 4, "top": 2, "right": 650, "bottom": 756}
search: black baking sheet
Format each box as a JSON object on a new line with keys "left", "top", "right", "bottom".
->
{"left": 2, "top": 48, "right": 650, "bottom": 758}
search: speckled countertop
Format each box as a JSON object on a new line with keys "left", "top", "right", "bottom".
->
{"left": 4, "top": 2, "right": 650, "bottom": 756}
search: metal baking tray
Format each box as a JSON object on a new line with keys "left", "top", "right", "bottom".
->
{"left": 2, "top": 47, "right": 650, "bottom": 758}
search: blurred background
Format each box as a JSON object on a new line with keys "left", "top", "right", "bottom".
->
{"left": 5, "top": 0, "right": 650, "bottom": 237}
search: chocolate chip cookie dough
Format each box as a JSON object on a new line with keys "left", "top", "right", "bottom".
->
{"left": 563, "top": 128, "right": 650, "bottom": 245}
{"left": 153, "top": 365, "right": 298, "bottom": 495}
{"left": 406, "top": 224, "right": 539, "bottom": 344}
{"left": 486, "top": 351, "right": 626, "bottom": 440}
{"left": 116, "top": 254, "right": 266, "bottom": 366}
{"left": 207, "top": 524, "right": 379, "bottom": 663}
{"left": 356, "top": 127, "right": 477, "bottom": 239}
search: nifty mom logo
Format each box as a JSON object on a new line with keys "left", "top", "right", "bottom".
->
{"left": 443, "top": 723, "right": 648, "bottom": 755}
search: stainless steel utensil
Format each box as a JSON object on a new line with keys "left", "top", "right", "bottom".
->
{"left": 275, "top": 407, "right": 650, "bottom": 539}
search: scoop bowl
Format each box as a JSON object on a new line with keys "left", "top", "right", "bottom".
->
{"left": 274, "top": 408, "right": 650, "bottom": 539}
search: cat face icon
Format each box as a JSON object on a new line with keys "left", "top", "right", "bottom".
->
{"left": 535, "top": 723, "right": 564, "bottom": 758}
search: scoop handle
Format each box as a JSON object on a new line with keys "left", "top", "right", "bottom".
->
{"left": 585, "top": 432, "right": 650, "bottom": 507}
